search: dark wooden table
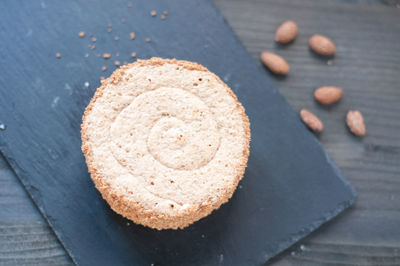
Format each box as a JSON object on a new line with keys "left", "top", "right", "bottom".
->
{"left": 1, "top": 0, "right": 399, "bottom": 265}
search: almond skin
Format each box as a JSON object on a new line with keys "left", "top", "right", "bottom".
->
{"left": 309, "top": 34, "right": 336, "bottom": 56}
{"left": 275, "top": 20, "right": 298, "bottom": 44}
{"left": 346, "top": 110, "right": 366, "bottom": 137}
{"left": 300, "top": 109, "right": 323, "bottom": 133}
{"left": 314, "top": 86, "right": 343, "bottom": 105}
{"left": 260, "top": 51, "right": 290, "bottom": 75}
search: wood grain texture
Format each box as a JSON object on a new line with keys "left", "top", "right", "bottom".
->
{"left": 0, "top": 0, "right": 399, "bottom": 265}
{"left": 0, "top": 153, "right": 72, "bottom": 265}
{"left": 214, "top": 0, "right": 400, "bottom": 265}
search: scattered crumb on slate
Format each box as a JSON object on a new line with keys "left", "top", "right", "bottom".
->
{"left": 91, "top": 37, "right": 97, "bottom": 42}
{"left": 56, "top": 53, "right": 61, "bottom": 58}
{"left": 90, "top": 44, "right": 96, "bottom": 50}
{"left": 114, "top": 36, "right": 120, "bottom": 41}
{"left": 79, "top": 31, "right": 85, "bottom": 38}
{"left": 161, "top": 14, "right": 166, "bottom": 20}
{"left": 114, "top": 61, "right": 120, "bottom": 67}
{"left": 163, "top": 10, "right": 168, "bottom": 15}
{"left": 84, "top": 53, "right": 89, "bottom": 58}
{"left": 103, "top": 53, "right": 111, "bottom": 59}
{"left": 107, "top": 28, "right": 112, "bottom": 33}
{"left": 102, "top": 66, "right": 107, "bottom": 72}
{"left": 146, "top": 37, "right": 151, "bottom": 42}
{"left": 121, "top": 18, "right": 126, "bottom": 24}
{"left": 151, "top": 10, "right": 157, "bottom": 17}
{"left": 126, "top": 222, "right": 130, "bottom": 226}
{"left": 127, "top": 2, "right": 132, "bottom": 8}
{"left": 131, "top": 52, "right": 136, "bottom": 58}
{"left": 130, "top": 32, "right": 136, "bottom": 40}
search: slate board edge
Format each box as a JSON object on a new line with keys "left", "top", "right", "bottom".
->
{"left": 0, "top": 151, "right": 77, "bottom": 265}
{"left": 211, "top": 0, "right": 354, "bottom": 203}
{"left": 1, "top": 144, "right": 357, "bottom": 266}
{"left": 263, "top": 196, "right": 357, "bottom": 265}
{"left": 252, "top": 141, "right": 358, "bottom": 264}
{"left": 209, "top": 0, "right": 358, "bottom": 207}
{"left": 208, "top": 2, "right": 358, "bottom": 263}
{"left": 0, "top": 0, "right": 358, "bottom": 264}
{"left": 0, "top": 145, "right": 357, "bottom": 266}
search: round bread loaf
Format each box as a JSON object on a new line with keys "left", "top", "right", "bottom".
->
{"left": 81, "top": 58, "right": 250, "bottom": 230}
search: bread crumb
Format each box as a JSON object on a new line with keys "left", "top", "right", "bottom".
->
{"left": 78, "top": 31, "right": 85, "bottom": 38}
{"left": 146, "top": 37, "right": 151, "bottom": 43}
{"left": 84, "top": 53, "right": 89, "bottom": 58}
{"left": 127, "top": 2, "right": 132, "bottom": 8}
{"left": 163, "top": 10, "right": 168, "bottom": 15}
{"left": 90, "top": 44, "right": 96, "bottom": 50}
{"left": 161, "top": 14, "right": 166, "bottom": 20}
{"left": 130, "top": 32, "right": 135, "bottom": 40}
{"left": 107, "top": 28, "right": 112, "bottom": 33}
{"left": 150, "top": 10, "right": 157, "bottom": 17}
{"left": 114, "top": 36, "right": 120, "bottom": 41}
{"left": 103, "top": 53, "right": 111, "bottom": 59}
{"left": 126, "top": 222, "right": 130, "bottom": 226}
{"left": 114, "top": 61, "right": 120, "bottom": 67}
{"left": 102, "top": 66, "right": 107, "bottom": 72}
{"left": 91, "top": 37, "right": 97, "bottom": 42}
{"left": 131, "top": 52, "right": 136, "bottom": 58}
{"left": 56, "top": 53, "right": 61, "bottom": 58}
{"left": 121, "top": 18, "right": 126, "bottom": 24}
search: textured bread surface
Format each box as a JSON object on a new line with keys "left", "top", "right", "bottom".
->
{"left": 81, "top": 58, "right": 250, "bottom": 230}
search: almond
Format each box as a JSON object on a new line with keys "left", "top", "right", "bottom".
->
{"left": 346, "top": 110, "right": 366, "bottom": 137}
{"left": 309, "top": 34, "right": 336, "bottom": 56}
{"left": 275, "top": 20, "right": 298, "bottom": 44}
{"left": 260, "top": 51, "right": 290, "bottom": 75}
{"left": 314, "top": 86, "right": 343, "bottom": 105}
{"left": 300, "top": 109, "right": 324, "bottom": 133}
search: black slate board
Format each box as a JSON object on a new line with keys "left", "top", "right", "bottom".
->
{"left": 0, "top": 0, "right": 356, "bottom": 265}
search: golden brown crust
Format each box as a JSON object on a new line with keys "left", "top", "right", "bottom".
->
{"left": 81, "top": 57, "right": 250, "bottom": 230}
